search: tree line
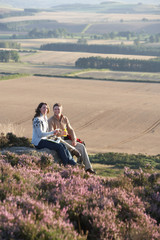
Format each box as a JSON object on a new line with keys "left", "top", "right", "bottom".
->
{"left": 28, "top": 28, "right": 70, "bottom": 39}
{"left": 75, "top": 56, "right": 160, "bottom": 72}
{"left": 40, "top": 43, "right": 160, "bottom": 57}
{"left": 0, "top": 42, "right": 21, "bottom": 49}
{"left": 0, "top": 50, "right": 19, "bottom": 62}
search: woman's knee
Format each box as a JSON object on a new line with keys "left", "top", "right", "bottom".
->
{"left": 60, "top": 142, "right": 67, "bottom": 150}
{"left": 56, "top": 143, "right": 65, "bottom": 151}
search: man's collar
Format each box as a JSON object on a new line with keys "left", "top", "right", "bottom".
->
{"left": 53, "top": 114, "right": 63, "bottom": 121}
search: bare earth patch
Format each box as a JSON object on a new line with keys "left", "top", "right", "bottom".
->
{"left": 1, "top": 75, "right": 160, "bottom": 155}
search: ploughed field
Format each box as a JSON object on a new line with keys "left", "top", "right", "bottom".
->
{"left": 0, "top": 75, "right": 160, "bottom": 155}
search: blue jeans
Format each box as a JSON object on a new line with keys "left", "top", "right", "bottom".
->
{"left": 36, "top": 139, "right": 76, "bottom": 166}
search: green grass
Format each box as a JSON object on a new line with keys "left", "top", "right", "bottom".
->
{"left": 0, "top": 73, "right": 30, "bottom": 81}
{"left": 68, "top": 69, "right": 160, "bottom": 83}
{"left": 64, "top": 68, "right": 110, "bottom": 76}
{"left": 92, "top": 163, "right": 124, "bottom": 177}
{"left": 0, "top": 133, "right": 160, "bottom": 178}
{"left": 90, "top": 152, "right": 160, "bottom": 177}
{"left": 81, "top": 24, "right": 92, "bottom": 34}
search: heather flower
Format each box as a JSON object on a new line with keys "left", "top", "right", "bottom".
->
{"left": 1, "top": 152, "right": 160, "bottom": 239}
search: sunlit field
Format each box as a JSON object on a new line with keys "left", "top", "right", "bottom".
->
{"left": 1, "top": 11, "right": 160, "bottom": 24}
{"left": 0, "top": 48, "right": 158, "bottom": 79}
{"left": 0, "top": 75, "right": 160, "bottom": 155}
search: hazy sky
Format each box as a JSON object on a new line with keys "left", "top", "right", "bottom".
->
{"left": 1, "top": 0, "right": 159, "bottom": 8}
{"left": 43, "top": 0, "right": 159, "bottom": 6}
{"left": 0, "top": 0, "right": 160, "bottom": 7}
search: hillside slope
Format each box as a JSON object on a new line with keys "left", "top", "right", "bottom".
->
{"left": 0, "top": 75, "right": 160, "bottom": 155}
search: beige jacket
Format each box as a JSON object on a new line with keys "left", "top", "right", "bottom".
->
{"left": 48, "top": 114, "right": 77, "bottom": 141}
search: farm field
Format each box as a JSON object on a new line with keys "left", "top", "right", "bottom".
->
{"left": 1, "top": 3, "right": 160, "bottom": 239}
{"left": 10, "top": 38, "right": 134, "bottom": 50}
{"left": 0, "top": 8, "right": 160, "bottom": 36}
{"left": 1, "top": 75, "right": 160, "bottom": 155}
{"left": 20, "top": 51, "right": 156, "bottom": 64}
{"left": 71, "top": 70, "right": 160, "bottom": 83}
{"left": 1, "top": 11, "right": 160, "bottom": 24}
{"left": 0, "top": 3, "right": 160, "bottom": 156}
{"left": 0, "top": 50, "right": 158, "bottom": 79}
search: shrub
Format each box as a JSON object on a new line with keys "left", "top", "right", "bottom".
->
{"left": 0, "top": 132, "right": 33, "bottom": 149}
{"left": 0, "top": 150, "right": 160, "bottom": 239}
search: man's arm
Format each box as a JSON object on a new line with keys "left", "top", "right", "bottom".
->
{"left": 66, "top": 117, "right": 77, "bottom": 146}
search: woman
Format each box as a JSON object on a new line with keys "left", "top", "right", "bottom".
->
{"left": 32, "top": 102, "right": 77, "bottom": 166}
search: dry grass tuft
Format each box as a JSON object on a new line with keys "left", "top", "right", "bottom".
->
{"left": 0, "top": 122, "right": 24, "bottom": 137}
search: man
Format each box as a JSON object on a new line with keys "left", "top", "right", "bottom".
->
{"left": 48, "top": 103, "right": 96, "bottom": 174}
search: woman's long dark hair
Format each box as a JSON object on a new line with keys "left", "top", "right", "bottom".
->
{"left": 32, "top": 102, "right": 49, "bottom": 120}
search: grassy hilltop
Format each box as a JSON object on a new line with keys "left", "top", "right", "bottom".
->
{"left": 0, "top": 135, "right": 160, "bottom": 239}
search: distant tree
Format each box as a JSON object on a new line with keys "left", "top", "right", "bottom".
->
{"left": 155, "top": 34, "right": 160, "bottom": 43}
{"left": 134, "top": 38, "right": 140, "bottom": 46}
{"left": 142, "top": 18, "right": 148, "bottom": 21}
{"left": 0, "top": 50, "right": 19, "bottom": 62}
{"left": 102, "top": 33, "right": 109, "bottom": 39}
{"left": 0, "top": 41, "right": 20, "bottom": 49}
{"left": 77, "top": 38, "right": 87, "bottom": 44}
{"left": 28, "top": 28, "right": 69, "bottom": 39}
{"left": 75, "top": 56, "right": 160, "bottom": 72}
{"left": 12, "top": 34, "right": 17, "bottom": 39}
{"left": 109, "top": 32, "right": 116, "bottom": 39}
{"left": 40, "top": 42, "right": 160, "bottom": 57}
{"left": 11, "top": 51, "right": 19, "bottom": 62}
{"left": 149, "top": 35, "right": 155, "bottom": 43}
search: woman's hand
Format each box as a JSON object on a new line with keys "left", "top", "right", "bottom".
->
{"left": 53, "top": 129, "right": 61, "bottom": 136}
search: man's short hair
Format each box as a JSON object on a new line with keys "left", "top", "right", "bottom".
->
{"left": 53, "top": 103, "right": 62, "bottom": 109}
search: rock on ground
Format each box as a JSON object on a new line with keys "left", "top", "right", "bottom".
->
{"left": 0, "top": 146, "right": 61, "bottom": 163}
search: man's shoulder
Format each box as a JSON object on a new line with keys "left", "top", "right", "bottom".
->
{"left": 62, "top": 115, "right": 68, "bottom": 120}
{"left": 61, "top": 115, "right": 69, "bottom": 123}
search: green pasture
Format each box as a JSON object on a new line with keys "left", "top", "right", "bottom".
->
{"left": 0, "top": 72, "right": 29, "bottom": 81}
{"left": 0, "top": 60, "right": 159, "bottom": 83}
{"left": 0, "top": 48, "right": 159, "bottom": 83}
{"left": 67, "top": 69, "right": 160, "bottom": 83}
{"left": 91, "top": 163, "right": 124, "bottom": 177}
{"left": 90, "top": 152, "right": 160, "bottom": 178}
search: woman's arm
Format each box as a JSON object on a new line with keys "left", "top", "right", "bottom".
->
{"left": 33, "top": 118, "right": 55, "bottom": 138}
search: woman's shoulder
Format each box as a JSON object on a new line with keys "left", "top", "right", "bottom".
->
{"left": 33, "top": 116, "right": 42, "bottom": 126}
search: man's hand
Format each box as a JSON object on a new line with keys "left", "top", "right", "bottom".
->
{"left": 72, "top": 139, "right": 77, "bottom": 146}
{"left": 60, "top": 130, "right": 67, "bottom": 136}
{"left": 54, "top": 129, "right": 61, "bottom": 136}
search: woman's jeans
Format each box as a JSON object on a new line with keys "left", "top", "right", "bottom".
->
{"left": 36, "top": 139, "right": 76, "bottom": 166}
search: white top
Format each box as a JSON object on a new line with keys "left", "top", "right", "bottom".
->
{"left": 32, "top": 114, "right": 54, "bottom": 146}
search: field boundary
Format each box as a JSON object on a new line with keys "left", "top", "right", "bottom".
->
{"left": 34, "top": 73, "right": 160, "bottom": 84}
{"left": 0, "top": 71, "right": 160, "bottom": 84}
